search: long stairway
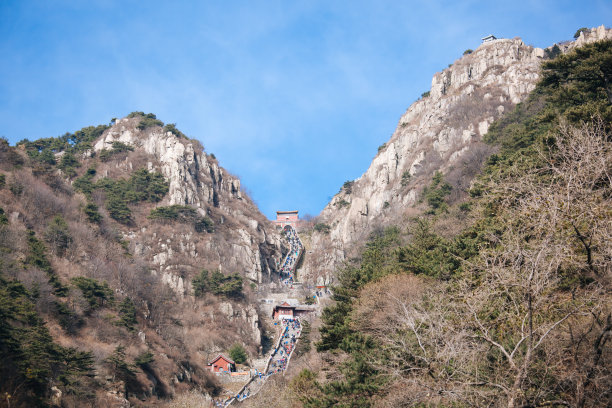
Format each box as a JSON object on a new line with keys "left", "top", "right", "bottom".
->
{"left": 278, "top": 225, "right": 303, "bottom": 283}
{"left": 218, "top": 226, "right": 305, "bottom": 406}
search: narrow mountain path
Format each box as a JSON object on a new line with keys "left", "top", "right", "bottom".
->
{"left": 278, "top": 225, "right": 304, "bottom": 284}
{"left": 216, "top": 225, "right": 306, "bottom": 406}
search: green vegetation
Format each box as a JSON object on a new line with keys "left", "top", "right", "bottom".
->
{"left": 400, "top": 170, "right": 411, "bottom": 186}
{"left": 0, "top": 173, "right": 5, "bottom": 188}
{"left": 132, "top": 112, "right": 164, "bottom": 130}
{"left": 116, "top": 297, "right": 138, "bottom": 331}
{"left": 134, "top": 350, "right": 154, "bottom": 369}
{"left": 544, "top": 44, "right": 561, "bottom": 59}
{"left": 71, "top": 277, "right": 113, "bottom": 311}
{"left": 163, "top": 123, "right": 187, "bottom": 138}
{"left": 228, "top": 343, "right": 248, "bottom": 365}
{"left": 377, "top": 143, "right": 386, "bottom": 152}
{"left": 99, "top": 141, "right": 134, "bottom": 161}
{"left": 334, "top": 198, "right": 350, "bottom": 208}
{"left": 192, "top": 269, "right": 243, "bottom": 298}
{"left": 342, "top": 180, "right": 354, "bottom": 194}
{"left": 463, "top": 48, "right": 473, "bottom": 55}
{"left": 105, "top": 346, "right": 137, "bottom": 398}
{"left": 25, "top": 230, "right": 68, "bottom": 296}
{"left": 94, "top": 169, "right": 169, "bottom": 224}
{"left": 53, "top": 299, "right": 83, "bottom": 333}
{"left": 313, "top": 223, "right": 331, "bottom": 234}
{"left": 0, "top": 275, "right": 94, "bottom": 406}
{"left": 304, "top": 39, "right": 612, "bottom": 408}
{"left": 44, "top": 215, "right": 72, "bottom": 257}
{"left": 83, "top": 202, "right": 102, "bottom": 223}
{"left": 19, "top": 124, "right": 108, "bottom": 162}
{"left": 57, "top": 152, "right": 80, "bottom": 177}
{"left": 421, "top": 171, "right": 452, "bottom": 214}
{"left": 421, "top": 90, "right": 430, "bottom": 98}
{"left": 0, "top": 208, "right": 8, "bottom": 225}
{"left": 574, "top": 27, "right": 588, "bottom": 38}
{"left": 148, "top": 205, "right": 214, "bottom": 232}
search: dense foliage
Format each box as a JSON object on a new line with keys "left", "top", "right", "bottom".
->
{"left": 149, "top": 204, "right": 214, "bottom": 232}
{"left": 228, "top": 343, "right": 248, "bottom": 365}
{"left": 192, "top": 269, "right": 243, "bottom": 298}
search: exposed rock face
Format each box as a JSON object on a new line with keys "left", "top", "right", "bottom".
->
{"left": 303, "top": 28, "right": 612, "bottom": 282}
{"left": 93, "top": 118, "right": 283, "bottom": 289}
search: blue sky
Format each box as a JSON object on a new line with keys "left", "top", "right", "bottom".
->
{"left": 1, "top": 1, "right": 610, "bottom": 219}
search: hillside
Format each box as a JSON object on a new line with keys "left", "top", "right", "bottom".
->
{"left": 301, "top": 25, "right": 612, "bottom": 286}
{"left": 255, "top": 29, "right": 611, "bottom": 408}
{"left": 0, "top": 114, "right": 288, "bottom": 407}
{"left": 0, "top": 25, "right": 610, "bottom": 408}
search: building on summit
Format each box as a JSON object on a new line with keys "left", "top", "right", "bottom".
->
{"left": 274, "top": 210, "right": 299, "bottom": 228}
{"left": 481, "top": 34, "right": 497, "bottom": 43}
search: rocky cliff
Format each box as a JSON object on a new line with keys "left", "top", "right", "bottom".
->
{"left": 93, "top": 117, "right": 283, "bottom": 287}
{"left": 302, "top": 26, "right": 612, "bottom": 284}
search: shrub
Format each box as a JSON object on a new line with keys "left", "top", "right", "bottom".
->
{"left": 149, "top": 205, "right": 197, "bottom": 221}
{"left": 149, "top": 205, "right": 214, "bottom": 233}
{"left": 9, "top": 179, "right": 24, "bottom": 195}
{"left": 194, "top": 216, "right": 214, "bottom": 233}
{"left": 314, "top": 223, "right": 331, "bottom": 234}
{"left": 228, "top": 343, "right": 248, "bottom": 365}
{"left": 73, "top": 167, "right": 97, "bottom": 195}
{"left": 44, "top": 215, "right": 73, "bottom": 257}
{"left": 0, "top": 173, "right": 5, "bottom": 188}
{"left": 163, "top": 123, "right": 187, "bottom": 138}
{"left": 54, "top": 300, "right": 84, "bottom": 333}
{"left": 99, "top": 141, "right": 134, "bottom": 162}
{"left": 83, "top": 202, "right": 102, "bottom": 223}
{"left": 192, "top": 269, "right": 243, "bottom": 298}
{"left": 95, "top": 169, "right": 169, "bottom": 224}
{"left": 335, "top": 199, "right": 350, "bottom": 209}
{"left": 71, "top": 277, "right": 114, "bottom": 311}
{"left": 116, "top": 297, "right": 137, "bottom": 331}
{"left": 57, "top": 152, "right": 80, "bottom": 177}
{"left": 574, "top": 27, "right": 588, "bottom": 39}
{"left": 105, "top": 346, "right": 137, "bottom": 397}
{"left": 0, "top": 208, "right": 8, "bottom": 225}
{"left": 135, "top": 351, "right": 154, "bottom": 369}
{"left": 421, "top": 91, "right": 431, "bottom": 98}
{"left": 377, "top": 143, "right": 386, "bottom": 153}
{"left": 136, "top": 113, "right": 164, "bottom": 130}
{"left": 25, "top": 230, "right": 68, "bottom": 296}
{"left": 463, "top": 49, "right": 473, "bottom": 55}
{"left": 342, "top": 180, "right": 354, "bottom": 194}
{"left": 544, "top": 44, "right": 561, "bottom": 60}
{"left": 422, "top": 171, "right": 452, "bottom": 214}
{"left": 401, "top": 170, "right": 411, "bottom": 187}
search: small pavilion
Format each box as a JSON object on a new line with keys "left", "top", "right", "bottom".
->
{"left": 272, "top": 302, "right": 296, "bottom": 320}
{"left": 481, "top": 34, "right": 497, "bottom": 43}
{"left": 208, "top": 353, "right": 235, "bottom": 373}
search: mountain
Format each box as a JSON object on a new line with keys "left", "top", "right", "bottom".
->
{"left": 301, "top": 25, "right": 612, "bottom": 286}
{"left": 0, "top": 114, "right": 286, "bottom": 406}
{"left": 272, "top": 27, "right": 611, "bottom": 408}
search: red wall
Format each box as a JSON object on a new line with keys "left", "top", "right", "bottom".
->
{"left": 210, "top": 358, "right": 232, "bottom": 372}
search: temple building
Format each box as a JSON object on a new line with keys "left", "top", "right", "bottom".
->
{"left": 274, "top": 210, "right": 299, "bottom": 228}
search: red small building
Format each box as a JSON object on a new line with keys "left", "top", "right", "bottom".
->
{"left": 274, "top": 210, "right": 299, "bottom": 228}
{"left": 208, "top": 353, "right": 235, "bottom": 373}
{"left": 273, "top": 302, "right": 296, "bottom": 320}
